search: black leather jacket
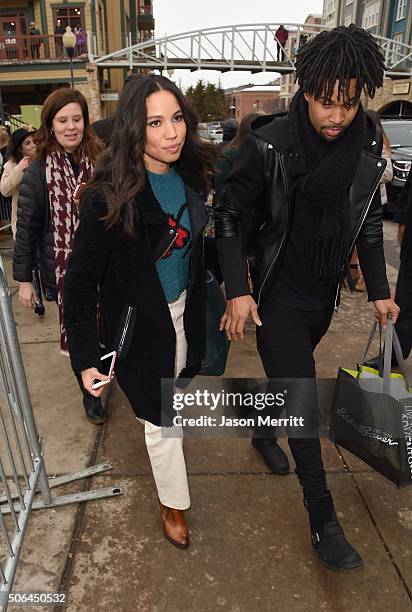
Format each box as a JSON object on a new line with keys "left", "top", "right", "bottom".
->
{"left": 214, "top": 112, "right": 390, "bottom": 308}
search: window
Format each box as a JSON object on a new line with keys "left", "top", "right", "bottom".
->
{"left": 346, "top": 0, "right": 353, "bottom": 5}
{"left": 362, "top": 1, "right": 379, "bottom": 30}
{"left": 396, "top": 0, "right": 407, "bottom": 21}
{"left": 53, "top": 6, "right": 84, "bottom": 33}
{"left": 323, "top": 0, "right": 336, "bottom": 19}
{"left": 344, "top": 14, "right": 353, "bottom": 27}
{"left": 391, "top": 31, "right": 404, "bottom": 63}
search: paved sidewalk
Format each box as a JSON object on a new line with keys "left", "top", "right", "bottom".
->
{"left": 1, "top": 221, "right": 411, "bottom": 612}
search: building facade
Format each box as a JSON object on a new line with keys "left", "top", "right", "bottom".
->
{"left": 322, "top": 0, "right": 411, "bottom": 42}
{"left": 225, "top": 84, "right": 280, "bottom": 121}
{"left": 321, "top": 0, "right": 412, "bottom": 115}
{"left": 0, "top": 0, "right": 155, "bottom": 124}
{"left": 278, "top": 14, "right": 322, "bottom": 111}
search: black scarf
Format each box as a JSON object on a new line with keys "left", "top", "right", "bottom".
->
{"left": 288, "top": 90, "right": 365, "bottom": 286}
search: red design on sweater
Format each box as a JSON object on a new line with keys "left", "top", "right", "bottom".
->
{"left": 162, "top": 214, "right": 189, "bottom": 258}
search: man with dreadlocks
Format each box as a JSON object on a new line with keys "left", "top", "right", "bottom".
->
{"left": 214, "top": 25, "right": 399, "bottom": 571}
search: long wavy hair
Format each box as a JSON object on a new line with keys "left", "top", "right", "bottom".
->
{"left": 35, "top": 88, "right": 103, "bottom": 163}
{"left": 86, "top": 74, "right": 216, "bottom": 239}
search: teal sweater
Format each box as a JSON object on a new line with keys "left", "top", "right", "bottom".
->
{"left": 148, "top": 168, "right": 192, "bottom": 303}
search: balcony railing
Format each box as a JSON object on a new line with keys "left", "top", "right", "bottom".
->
{"left": 0, "top": 34, "right": 88, "bottom": 63}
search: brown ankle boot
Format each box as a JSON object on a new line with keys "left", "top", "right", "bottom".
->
{"left": 159, "top": 501, "right": 190, "bottom": 549}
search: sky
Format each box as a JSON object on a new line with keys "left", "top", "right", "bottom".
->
{"left": 152, "top": 0, "right": 324, "bottom": 90}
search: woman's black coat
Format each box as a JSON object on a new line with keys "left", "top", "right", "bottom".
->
{"left": 63, "top": 179, "right": 208, "bottom": 426}
{"left": 12, "top": 159, "right": 56, "bottom": 292}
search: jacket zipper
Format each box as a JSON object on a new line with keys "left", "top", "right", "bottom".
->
{"left": 257, "top": 152, "right": 289, "bottom": 307}
{"left": 333, "top": 159, "right": 386, "bottom": 312}
{"left": 118, "top": 306, "right": 133, "bottom": 356}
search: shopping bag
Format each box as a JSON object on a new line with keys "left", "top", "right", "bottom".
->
{"left": 330, "top": 320, "right": 412, "bottom": 488}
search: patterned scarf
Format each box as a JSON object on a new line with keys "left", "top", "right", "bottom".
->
{"left": 46, "top": 150, "right": 93, "bottom": 354}
{"left": 288, "top": 90, "right": 365, "bottom": 286}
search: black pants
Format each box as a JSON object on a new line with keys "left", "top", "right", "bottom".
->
{"left": 395, "top": 260, "right": 412, "bottom": 360}
{"left": 256, "top": 298, "right": 334, "bottom": 499}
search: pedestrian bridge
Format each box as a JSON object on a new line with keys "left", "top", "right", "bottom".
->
{"left": 91, "top": 22, "right": 412, "bottom": 77}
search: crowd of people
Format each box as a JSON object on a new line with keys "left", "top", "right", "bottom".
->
{"left": 0, "top": 23, "right": 410, "bottom": 569}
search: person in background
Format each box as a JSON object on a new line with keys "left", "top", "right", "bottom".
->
{"left": 0, "top": 125, "right": 9, "bottom": 169}
{"left": 54, "top": 19, "right": 64, "bottom": 58}
{"left": 393, "top": 167, "right": 412, "bottom": 361}
{"left": 0, "top": 127, "right": 47, "bottom": 315}
{"left": 12, "top": 88, "right": 105, "bottom": 423}
{"left": 216, "top": 118, "right": 239, "bottom": 153}
{"left": 366, "top": 166, "right": 412, "bottom": 368}
{"left": 91, "top": 117, "right": 113, "bottom": 147}
{"left": 275, "top": 25, "right": 289, "bottom": 61}
{"left": 214, "top": 112, "right": 264, "bottom": 206}
{"left": 29, "top": 21, "right": 41, "bottom": 59}
{"left": 75, "top": 26, "right": 86, "bottom": 56}
{"left": 0, "top": 126, "right": 11, "bottom": 239}
{"left": 298, "top": 33, "right": 308, "bottom": 51}
{"left": 63, "top": 74, "right": 216, "bottom": 550}
{"left": 0, "top": 127, "right": 37, "bottom": 239}
{"left": 349, "top": 109, "right": 393, "bottom": 291}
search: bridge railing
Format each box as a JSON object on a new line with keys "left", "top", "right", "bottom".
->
{"left": 92, "top": 22, "right": 412, "bottom": 76}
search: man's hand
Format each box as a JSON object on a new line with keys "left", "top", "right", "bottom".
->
{"left": 219, "top": 295, "right": 262, "bottom": 341}
{"left": 373, "top": 298, "right": 400, "bottom": 326}
{"left": 398, "top": 224, "right": 405, "bottom": 246}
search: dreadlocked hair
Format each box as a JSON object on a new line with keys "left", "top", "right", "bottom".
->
{"left": 295, "top": 24, "right": 385, "bottom": 102}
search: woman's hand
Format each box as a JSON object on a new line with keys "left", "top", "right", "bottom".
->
{"left": 17, "top": 156, "right": 30, "bottom": 172}
{"left": 18, "top": 282, "right": 38, "bottom": 308}
{"left": 81, "top": 367, "right": 113, "bottom": 397}
{"left": 398, "top": 224, "right": 405, "bottom": 246}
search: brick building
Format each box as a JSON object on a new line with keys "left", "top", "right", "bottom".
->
{"left": 225, "top": 84, "right": 281, "bottom": 121}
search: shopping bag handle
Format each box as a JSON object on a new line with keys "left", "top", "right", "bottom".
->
{"left": 383, "top": 319, "right": 410, "bottom": 393}
{"left": 361, "top": 319, "right": 410, "bottom": 392}
{"left": 361, "top": 320, "right": 382, "bottom": 366}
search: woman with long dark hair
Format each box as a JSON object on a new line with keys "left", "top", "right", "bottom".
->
{"left": 63, "top": 74, "right": 216, "bottom": 549}
{"left": 12, "top": 88, "right": 104, "bottom": 422}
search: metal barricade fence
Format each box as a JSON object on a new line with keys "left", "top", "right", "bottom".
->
{"left": 0, "top": 255, "right": 122, "bottom": 611}
{"left": 0, "top": 197, "right": 11, "bottom": 235}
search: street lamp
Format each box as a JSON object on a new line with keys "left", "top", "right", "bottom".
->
{"left": 62, "top": 26, "right": 76, "bottom": 89}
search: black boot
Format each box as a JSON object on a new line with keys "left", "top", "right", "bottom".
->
{"left": 251, "top": 437, "right": 290, "bottom": 474}
{"left": 305, "top": 492, "right": 362, "bottom": 570}
{"left": 75, "top": 374, "right": 106, "bottom": 425}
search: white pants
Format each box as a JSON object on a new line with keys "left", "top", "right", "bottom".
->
{"left": 140, "top": 290, "right": 190, "bottom": 510}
